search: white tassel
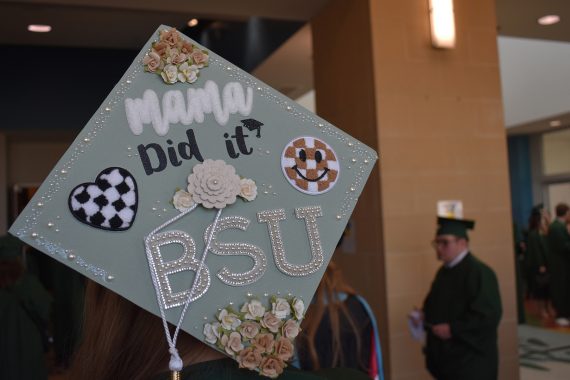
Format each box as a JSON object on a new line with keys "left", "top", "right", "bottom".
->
{"left": 169, "top": 347, "right": 183, "bottom": 371}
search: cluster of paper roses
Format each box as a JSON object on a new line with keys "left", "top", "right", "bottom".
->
{"left": 143, "top": 27, "right": 209, "bottom": 84}
{"left": 172, "top": 159, "right": 257, "bottom": 211}
{"left": 203, "top": 296, "right": 305, "bottom": 378}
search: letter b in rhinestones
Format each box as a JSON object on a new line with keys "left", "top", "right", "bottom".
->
{"left": 147, "top": 230, "right": 210, "bottom": 309}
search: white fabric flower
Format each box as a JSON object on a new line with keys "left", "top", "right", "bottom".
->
{"left": 160, "top": 64, "right": 178, "bottom": 84}
{"left": 172, "top": 189, "right": 194, "bottom": 212}
{"left": 167, "top": 49, "right": 187, "bottom": 65}
{"left": 261, "top": 312, "right": 282, "bottom": 333}
{"left": 292, "top": 298, "right": 305, "bottom": 320}
{"left": 239, "top": 178, "right": 257, "bottom": 201}
{"left": 203, "top": 322, "right": 219, "bottom": 344}
{"left": 281, "top": 319, "right": 300, "bottom": 339}
{"left": 191, "top": 49, "right": 210, "bottom": 68}
{"left": 271, "top": 298, "right": 291, "bottom": 319}
{"left": 240, "top": 321, "right": 261, "bottom": 340}
{"left": 178, "top": 62, "right": 199, "bottom": 83}
{"left": 218, "top": 309, "right": 241, "bottom": 331}
{"left": 241, "top": 299, "right": 265, "bottom": 320}
{"left": 143, "top": 51, "right": 162, "bottom": 72}
{"left": 223, "top": 331, "right": 244, "bottom": 356}
{"left": 187, "top": 159, "right": 241, "bottom": 209}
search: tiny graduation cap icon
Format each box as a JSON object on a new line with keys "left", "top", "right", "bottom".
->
{"left": 9, "top": 26, "right": 378, "bottom": 378}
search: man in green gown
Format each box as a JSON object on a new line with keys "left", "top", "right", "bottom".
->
{"left": 422, "top": 217, "right": 502, "bottom": 380}
{"left": 547, "top": 203, "right": 570, "bottom": 326}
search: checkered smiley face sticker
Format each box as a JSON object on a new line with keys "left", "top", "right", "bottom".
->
{"left": 281, "top": 136, "right": 340, "bottom": 195}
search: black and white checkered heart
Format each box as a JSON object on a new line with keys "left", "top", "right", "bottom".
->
{"left": 68, "top": 167, "right": 138, "bottom": 231}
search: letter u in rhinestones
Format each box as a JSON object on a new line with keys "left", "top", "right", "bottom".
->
{"left": 257, "top": 206, "right": 325, "bottom": 277}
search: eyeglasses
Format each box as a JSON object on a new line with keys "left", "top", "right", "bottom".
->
{"left": 431, "top": 238, "right": 458, "bottom": 248}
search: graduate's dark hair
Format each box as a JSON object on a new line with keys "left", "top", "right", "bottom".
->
{"left": 68, "top": 280, "right": 208, "bottom": 380}
{"left": 555, "top": 203, "right": 569, "bottom": 218}
{"left": 528, "top": 210, "right": 542, "bottom": 231}
{"left": 298, "top": 261, "right": 364, "bottom": 370}
{"left": 0, "top": 258, "right": 24, "bottom": 289}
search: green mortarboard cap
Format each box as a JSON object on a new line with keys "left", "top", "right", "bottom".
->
{"left": 436, "top": 217, "right": 475, "bottom": 239}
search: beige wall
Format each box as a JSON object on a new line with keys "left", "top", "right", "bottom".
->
{"left": 0, "top": 132, "right": 74, "bottom": 234}
{"left": 312, "top": 0, "right": 518, "bottom": 379}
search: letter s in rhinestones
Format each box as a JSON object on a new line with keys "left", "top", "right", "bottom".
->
{"left": 204, "top": 216, "right": 267, "bottom": 286}
{"left": 281, "top": 137, "right": 339, "bottom": 195}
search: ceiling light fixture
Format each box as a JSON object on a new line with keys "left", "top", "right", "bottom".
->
{"left": 188, "top": 18, "right": 199, "bottom": 28}
{"left": 537, "top": 15, "right": 560, "bottom": 26}
{"left": 28, "top": 24, "right": 52, "bottom": 33}
{"left": 429, "top": 0, "right": 456, "bottom": 49}
{"left": 549, "top": 120, "right": 562, "bottom": 127}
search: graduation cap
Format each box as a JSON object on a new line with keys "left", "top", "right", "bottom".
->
{"left": 241, "top": 118, "right": 264, "bottom": 138}
{"left": 436, "top": 217, "right": 475, "bottom": 240}
{"left": 9, "top": 26, "right": 377, "bottom": 377}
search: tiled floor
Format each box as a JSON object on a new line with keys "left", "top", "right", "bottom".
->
{"left": 519, "top": 299, "right": 570, "bottom": 380}
{"left": 519, "top": 325, "right": 570, "bottom": 380}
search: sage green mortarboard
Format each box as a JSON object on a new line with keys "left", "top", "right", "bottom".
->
{"left": 8, "top": 25, "right": 377, "bottom": 378}
{"left": 436, "top": 217, "right": 475, "bottom": 240}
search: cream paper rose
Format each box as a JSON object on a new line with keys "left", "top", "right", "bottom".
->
{"left": 292, "top": 298, "right": 305, "bottom": 320}
{"left": 261, "top": 312, "right": 282, "bottom": 333}
{"left": 191, "top": 49, "right": 210, "bottom": 68}
{"left": 143, "top": 51, "right": 162, "bottom": 72}
{"left": 240, "top": 321, "right": 261, "bottom": 340}
{"left": 178, "top": 62, "right": 199, "bottom": 84}
{"left": 153, "top": 41, "right": 168, "bottom": 57}
{"left": 281, "top": 319, "right": 300, "bottom": 339}
{"left": 172, "top": 189, "right": 194, "bottom": 212}
{"left": 274, "top": 337, "right": 294, "bottom": 361}
{"left": 237, "top": 347, "right": 263, "bottom": 370}
{"left": 203, "top": 322, "right": 220, "bottom": 344}
{"left": 239, "top": 178, "right": 257, "bottom": 201}
{"left": 253, "top": 333, "right": 275, "bottom": 354}
{"left": 167, "top": 49, "right": 188, "bottom": 66}
{"left": 218, "top": 309, "right": 241, "bottom": 331}
{"left": 187, "top": 159, "right": 241, "bottom": 209}
{"left": 180, "top": 40, "right": 194, "bottom": 55}
{"left": 160, "top": 64, "right": 178, "bottom": 84}
{"left": 223, "top": 331, "right": 244, "bottom": 356}
{"left": 241, "top": 299, "right": 265, "bottom": 320}
{"left": 160, "top": 28, "right": 180, "bottom": 47}
{"left": 271, "top": 298, "right": 291, "bottom": 319}
{"left": 259, "top": 356, "right": 285, "bottom": 379}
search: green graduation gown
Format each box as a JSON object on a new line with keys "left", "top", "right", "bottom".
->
{"left": 153, "top": 358, "right": 370, "bottom": 380}
{"left": 0, "top": 274, "right": 52, "bottom": 380}
{"left": 525, "top": 230, "right": 549, "bottom": 298}
{"left": 423, "top": 253, "right": 502, "bottom": 380}
{"left": 547, "top": 219, "right": 570, "bottom": 317}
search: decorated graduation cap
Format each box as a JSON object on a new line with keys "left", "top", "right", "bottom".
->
{"left": 436, "top": 217, "right": 475, "bottom": 240}
{"left": 9, "top": 26, "right": 377, "bottom": 378}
